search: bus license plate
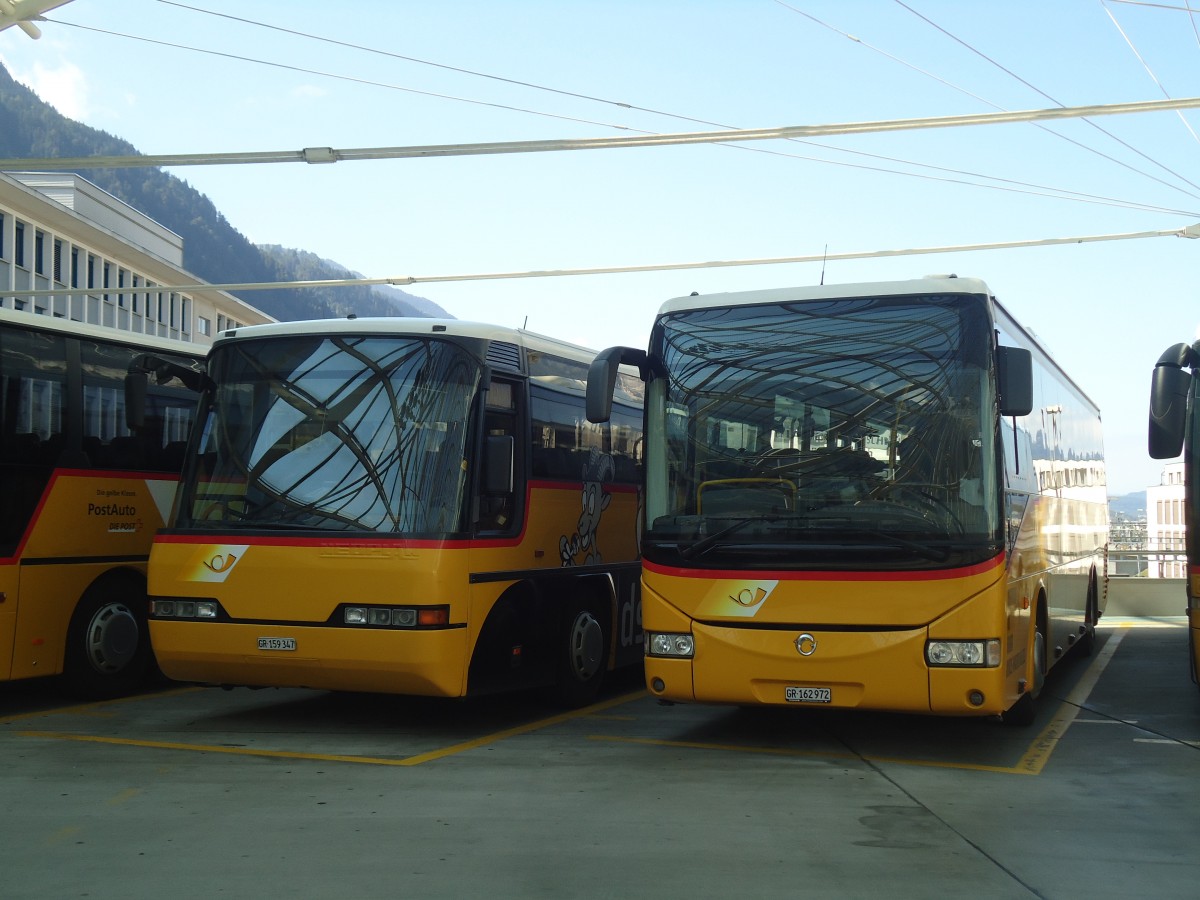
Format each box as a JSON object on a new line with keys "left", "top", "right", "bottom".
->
{"left": 258, "top": 637, "right": 296, "bottom": 651}
{"left": 785, "top": 686, "right": 831, "bottom": 703}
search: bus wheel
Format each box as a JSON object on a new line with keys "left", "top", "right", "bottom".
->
{"left": 62, "top": 575, "right": 152, "bottom": 699}
{"left": 554, "top": 599, "right": 608, "bottom": 707}
{"left": 1076, "top": 574, "right": 1098, "bottom": 657}
{"left": 1003, "top": 614, "right": 1046, "bottom": 727}
{"left": 1003, "top": 619, "right": 1041, "bottom": 729}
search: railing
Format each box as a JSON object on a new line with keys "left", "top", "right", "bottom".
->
{"left": 1108, "top": 550, "right": 1187, "bottom": 579}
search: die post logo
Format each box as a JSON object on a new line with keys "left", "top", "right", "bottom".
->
{"left": 187, "top": 545, "right": 250, "bottom": 582}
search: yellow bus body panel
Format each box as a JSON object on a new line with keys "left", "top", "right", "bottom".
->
{"left": 150, "top": 619, "right": 470, "bottom": 696}
{"left": 148, "top": 482, "right": 640, "bottom": 696}
{"left": 643, "top": 556, "right": 1021, "bottom": 716}
{"left": 149, "top": 538, "right": 475, "bottom": 695}
{"left": 1, "top": 471, "right": 176, "bottom": 682}
{"left": 0, "top": 565, "right": 17, "bottom": 680}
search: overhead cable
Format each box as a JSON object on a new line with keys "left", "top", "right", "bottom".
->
{"left": 891, "top": 0, "right": 1200, "bottom": 196}
{"left": 772, "top": 0, "right": 1200, "bottom": 200}
{"left": 41, "top": 10, "right": 1197, "bottom": 212}
{"left": 5, "top": 223, "right": 1198, "bottom": 298}
{"left": 1103, "top": 0, "right": 1200, "bottom": 145}
{"left": 3, "top": 96, "right": 1200, "bottom": 171}
{"left": 47, "top": 10, "right": 1195, "bottom": 213}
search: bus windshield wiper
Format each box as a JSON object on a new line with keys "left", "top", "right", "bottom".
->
{"left": 679, "top": 515, "right": 796, "bottom": 560}
{"left": 858, "top": 529, "right": 951, "bottom": 562}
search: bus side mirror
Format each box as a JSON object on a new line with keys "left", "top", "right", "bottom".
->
{"left": 587, "top": 346, "right": 647, "bottom": 423}
{"left": 1149, "top": 364, "right": 1190, "bottom": 459}
{"left": 997, "top": 346, "right": 1033, "bottom": 417}
{"left": 125, "top": 372, "right": 148, "bottom": 430}
{"left": 485, "top": 435, "right": 514, "bottom": 494}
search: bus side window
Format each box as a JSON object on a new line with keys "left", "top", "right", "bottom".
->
{"left": 479, "top": 380, "right": 521, "bottom": 532}
{"left": 0, "top": 326, "right": 66, "bottom": 555}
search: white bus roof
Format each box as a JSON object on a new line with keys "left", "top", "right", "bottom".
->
{"left": 657, "top": 276, "right": 992, "bottom": 315}
{"left": 0, "top": 305, "right": 207, "bottom": 358}
{"left": 211, "top": 317, "right": 601, "bottom": 364}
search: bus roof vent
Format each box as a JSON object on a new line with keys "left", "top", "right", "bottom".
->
{"left": 487, "top": 340, "right": 522, "bottom": 372}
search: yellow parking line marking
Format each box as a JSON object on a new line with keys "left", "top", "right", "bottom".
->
{"left": 17, "top": 690, "right": 646, "bottom": 767}
{"left": 7, "top": 625, "right": 1131, "bottom": 774}
{"left": 0, "top": 686, "right": 202, "bottom": 726}
{"left": 18, "top": 731, "right": 419, "bottom": 766}
{"left": 1015, "top": 626, "right": 1126, "bottom": 775}
{"left": 593, "top": 629, "right": 1130, "bottom": 776}
{"left": 107, "top": 788, "right": 141, "bottom": 806}
{"left": 399, "top": 690, "right": 643, "bottom": 765}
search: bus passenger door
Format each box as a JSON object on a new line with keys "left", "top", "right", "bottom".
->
{"left": 476, "top": 377, "right": 523, "bottom": 534}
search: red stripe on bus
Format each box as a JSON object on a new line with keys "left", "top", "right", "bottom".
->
{"left": 643, "top": 552, "right": 1005, "bottom": 583}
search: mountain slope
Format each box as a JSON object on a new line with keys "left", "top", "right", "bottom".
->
{"left": 0, "top": 62, "right": 449, "bottom": 321}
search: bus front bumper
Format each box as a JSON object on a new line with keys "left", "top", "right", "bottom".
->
{"left": 645, "top": 621, "right": 1008, "bottom": 716}
{"left": 150, "top": 620, "right": 469, "bottom": 697}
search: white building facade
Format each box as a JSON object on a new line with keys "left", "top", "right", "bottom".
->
{"left": 1146, "top": 460, "right": 1186, "bottom": 578}
{"left": 0, "top": 171, "right": 272, "bottom": 346}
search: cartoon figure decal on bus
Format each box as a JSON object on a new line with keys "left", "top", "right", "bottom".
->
{"left": 560, "top": 448, "right": 616, "bottom": 567}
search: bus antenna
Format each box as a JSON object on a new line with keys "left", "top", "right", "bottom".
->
{"left": 820, "top": 244, "right": 828, "bottom": 285}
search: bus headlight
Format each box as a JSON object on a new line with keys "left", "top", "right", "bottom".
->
{"left": 926, "top": 639, "right": 1001, "bottom": 667}
{"left": 151, "top": 598, "right": 221, "bottom": 619}
{"left": 647, "top": 632, "right": 694, "bottom": 658}
{"left": 339, "top": 604, "right": 448, "bottom": 629}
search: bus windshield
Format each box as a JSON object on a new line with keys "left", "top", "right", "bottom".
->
{"left": 644, "top": 294, "right": 1002, "bottom": 569}
{"left": 178, "top": 334, "right": 480, "bottom": 533}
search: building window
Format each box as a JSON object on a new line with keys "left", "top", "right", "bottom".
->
{"left": 15, "top": 221, "right": 25, "bottom": 268}
{"left": 198, "top": 316, "right": 211, "bottom": 337}
{"left": 53, "top": 239, "right": 63, "bottom": 283}
{"left": 70, "top": 248, "right": 79, "bottom": 287}
{"left": 34, "top": 230, "right": 44, "bottom": 275}
{"left": 0, "top": 212, "right": 5, "bottom": 259}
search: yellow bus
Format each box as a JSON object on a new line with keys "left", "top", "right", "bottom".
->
{"left": 588, "top": 277, "right": 1107, "bottom": 725}
{"left": 1148, "top": 340, "right": 1200, "bottom": 688}
{"left": 143, "top": 317, "right": 644, "bottom": 704}
{"left": 0, "top": 306, "right": 204, "bottom": 697}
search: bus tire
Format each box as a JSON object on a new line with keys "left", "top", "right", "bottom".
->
{"left": 1076, "top": 571, "right": 1098, "bottom": 658}
{"left": 554, "top": 595, "right": 608, "bottom": 707}
{"left": 1003, "top": 604, "right": 1046, "bottom": 728}
{"left": 61, "top": 572, "right": 152, "bottom": 699}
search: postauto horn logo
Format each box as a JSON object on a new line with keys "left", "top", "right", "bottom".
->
{"left": 188, "top": 545, "right": 249, "bottom": 582}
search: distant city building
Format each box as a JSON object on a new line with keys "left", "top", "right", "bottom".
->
{"left": 0, "top": 171, "right": 272, "bottom": 344}
{"left": 1146, "top": 460, "right": 1186, "bottom": 578}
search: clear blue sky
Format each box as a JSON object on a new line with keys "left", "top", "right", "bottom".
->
{"left": 3, "top": 0, "right": 1199, "bottom": 496}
